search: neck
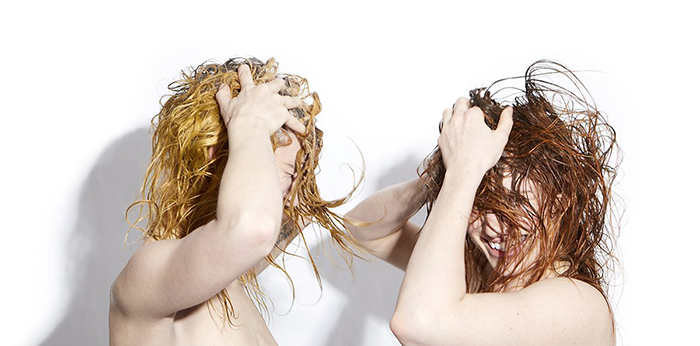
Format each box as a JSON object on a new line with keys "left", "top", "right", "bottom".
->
{"left": 491, "top": 260, "right": 572, "bottom": 292}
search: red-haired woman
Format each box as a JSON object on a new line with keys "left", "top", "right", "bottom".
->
{"left": 346, "top": 61, "right": 619, "bottom": 346}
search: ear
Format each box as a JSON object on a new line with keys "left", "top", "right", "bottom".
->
{"left": 207, "top": 145, "right": 219, "bottom": 160}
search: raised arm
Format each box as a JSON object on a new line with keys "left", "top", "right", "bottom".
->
{"left": 390, "top": 99, "right": 612, "bottom": 345}
{"left": 344, "top": 178, "right": 427, "bottom": 270}
{"left": 111, "top": 65, "right": 306, "bottom": 319}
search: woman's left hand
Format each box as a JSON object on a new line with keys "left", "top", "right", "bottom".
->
{"left": 438, "top": 97, "right": 513, "bottom": 176}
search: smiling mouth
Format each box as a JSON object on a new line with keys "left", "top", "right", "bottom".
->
{"left": 484, "top": 237, "right": 505, "bottom": 258}
{"left": 484, "top": 234, "right": 529, "bottom": 258}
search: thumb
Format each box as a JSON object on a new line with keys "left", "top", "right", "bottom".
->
{"left": 496, "top": 107, "right": 514, "bottom": 141}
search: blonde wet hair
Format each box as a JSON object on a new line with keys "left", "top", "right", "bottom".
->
{"left": 127, "top": 57, "right": 359, "bottom": 323}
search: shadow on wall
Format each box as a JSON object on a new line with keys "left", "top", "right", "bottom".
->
{"left": 39, "top": 133, "right": 428, "bottom": 345}
{"left": 313, "top": 154, "right": 428, "bottom": 346}
{"left": 39, "top": 128, "right": 151, "bottom": 346}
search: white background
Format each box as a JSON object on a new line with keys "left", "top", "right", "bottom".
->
{"left": 1, "top": 0, "right": 697, "bottom": 345}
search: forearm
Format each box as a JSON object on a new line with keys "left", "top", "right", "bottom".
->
{"left": 396, "top": 170, "right": 482, "bottom": 312}
{"left": 345, "top": 178, "right": 427, "bottom": 243}
{"left": 216, "top": 118, "right": 282, "bottom": 232}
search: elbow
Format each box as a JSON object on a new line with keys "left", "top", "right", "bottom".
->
{"left": 220, "top": 211, "right": 280, "bottom": 257}
{"left": 343, "top": 210, "right": 365, "bottom": 242}
{"left": 343, "top": 207, "right": 377, "bottom": 245}
{"left": 390, "top": 309, "right": 433, "bottom": 346}
{"left": 343, "top": 214, "right": 360, "bottom": 241}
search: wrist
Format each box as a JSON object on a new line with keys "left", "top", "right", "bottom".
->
{"left": 442, "top": 168, "right": 484, "bottom": 191}
{"left": 226, "top": 118, "right": 274, "bottom": 152}
{"left": 227, "top": 117, "right": 271, "bottom": 136}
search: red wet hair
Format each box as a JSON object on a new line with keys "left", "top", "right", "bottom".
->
{"left": 421, "top": 60, "right": 621, "bottom": 321}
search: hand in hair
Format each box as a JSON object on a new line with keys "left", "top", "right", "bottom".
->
{"left": 438, "top": 97, "right": 513, "bottom": 176}
{"left": 216, "top": 64, "right": 306, "bottom": 135}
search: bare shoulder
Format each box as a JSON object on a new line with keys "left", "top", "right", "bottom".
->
{"left": 110, "top": 238, "right": 179, "bottom": 317}
{"left": 515, "top": 277, "right": 614, "bottom": 345}
{"left": 393, "top": 275, "right": 615, "bottom": 346}
{"left": 111, "top": 218, "right": 276, "bottom": 322}
{"left": 522, "top": 277, "right": 611, "bottom": 315}
{"left": 109, "top": 240, "right": 179, "bottom": 345}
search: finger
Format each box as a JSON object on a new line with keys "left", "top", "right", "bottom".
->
{"left": 280, "top": 95, "right": 303, "bottom": 109}
{"left": 216, "top": 83, "right": 232, "bottom": 105}
{"left": 237, "top": 64, "right": 255, "bottom": 89}
{"left": 268, "top": 78, "right": 287, "bottom": 93}
{"left": 284, "top": 113, "right": 307, "bottom": 134}
{"left": 496, "top": 106, "right": 514, "bottom": 140}
{"left": 442, "top": 108, "right": 452, "bottom": 124}
{"left": 439, "top": 108, "right": 451, "bottom": 132}
{"left": 453, "top": 97, "right": 469, "bottom": 115}
{"left": 470, "top": 106, "right": 486, "bottom": 120}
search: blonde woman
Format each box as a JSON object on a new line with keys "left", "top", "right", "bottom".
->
{"left": 110, "top": 58, "right": 355, "bottom": 345}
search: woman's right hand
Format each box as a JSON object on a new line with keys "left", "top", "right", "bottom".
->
{"left": 215, "top": 64, "right": 306, "bottom": 135}
{"left": 438, "top": 97, "right": 513, "bottom": 177}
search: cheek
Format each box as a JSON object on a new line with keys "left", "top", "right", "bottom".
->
{"left": 466, "top": 221, "right": 483, "bottom": 244}
{"left": 274, "top": 137, "right": 302, "bottom": 197}
{"left": 276, "top": 144, "right": 300, "bottom": 166}
{"left": 278, "top": 169, "right": 292, "bottom": 191}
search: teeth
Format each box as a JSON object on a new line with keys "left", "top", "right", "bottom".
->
{"left": 489, "top": 241, "right": 502, "bottom": 251}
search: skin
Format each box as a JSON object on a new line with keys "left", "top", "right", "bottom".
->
{"left": 109, "top": 65, "right": 305, "bottom": 346}
{"left": 470, "top": 175, "right": 542, "bottom": 281}
{"left": 345, "top": 98, "right": 613, "bottom": 346}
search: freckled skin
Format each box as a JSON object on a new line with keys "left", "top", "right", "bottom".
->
{"left": 346, "top": 100, "right": 613, "bottom": 345}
